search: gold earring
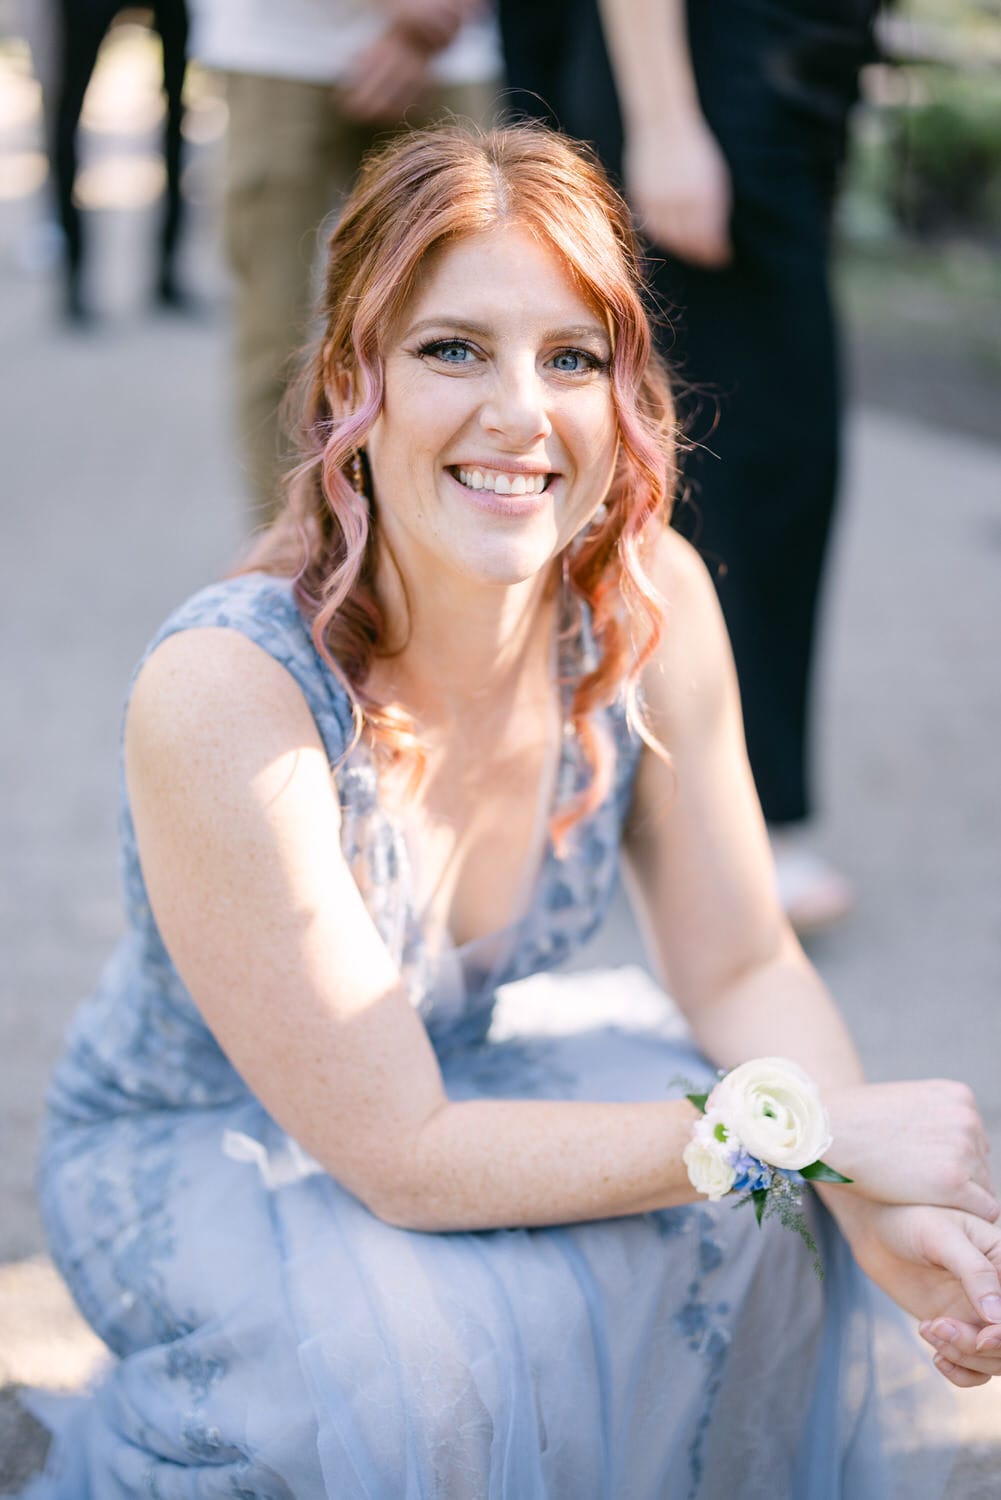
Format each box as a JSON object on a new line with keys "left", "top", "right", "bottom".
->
{"left": 350, "top": 450, "right": 365, "bottom": 496}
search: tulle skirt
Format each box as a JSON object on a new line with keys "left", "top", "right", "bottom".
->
{"left": 26, "top": 968, "right": 955, "bottom": 1498}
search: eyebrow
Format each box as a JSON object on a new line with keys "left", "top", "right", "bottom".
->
{"left": 403, "top": 316, "right": 611, "bottom": 346}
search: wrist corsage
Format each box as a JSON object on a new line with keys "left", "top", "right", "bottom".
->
{"left": 682, "top": 1057, "right": 852, "bottom": 1276}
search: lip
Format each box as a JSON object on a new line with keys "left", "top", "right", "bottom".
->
{"left": 449, "top": 461, "right": 554, "bottom": 477}
{"left": 445, "top": 466, "right": 553, "bottom": 517}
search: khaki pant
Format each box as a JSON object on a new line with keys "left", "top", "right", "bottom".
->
{"left": 222, "top": 72, "right": 499, "bottom": 521}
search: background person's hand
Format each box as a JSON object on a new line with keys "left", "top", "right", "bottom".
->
{"left": 381, "top": 0, "right": 470, "bottom": 53}
{"left": 623, "top": 115, "right": 733, "bottom": 268}
{"left": 339, "top": 28, "right": 432, "bottom": 124}
{"left": 824, "top": 1079, "right": 998, "bottom": 1220}
{"left": 835, "top": 1198, "right": 1001, "bottom": 1387}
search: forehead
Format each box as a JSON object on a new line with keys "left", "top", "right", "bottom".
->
{"left": 400, "top": 224, "right": 607, "bottom": 333}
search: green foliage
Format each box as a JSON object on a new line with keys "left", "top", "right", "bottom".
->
{"left": 891, "top": 69, "right": 1001, "bottom": 233}
{"left": 800, "top": 1161, "right": 853, "bottom": 1184}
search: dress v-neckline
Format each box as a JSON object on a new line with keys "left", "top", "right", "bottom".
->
{"left": 347, "top": 592, "right": 583, "bottom": 964}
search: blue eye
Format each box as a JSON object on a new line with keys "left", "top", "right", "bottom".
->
{"left": 551, "top": 349, "right": 605, "bottom": 374}
{"left": 421, "top": 339, "right": 476, "bottom": 364}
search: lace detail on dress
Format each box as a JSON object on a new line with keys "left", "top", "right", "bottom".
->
{"left": 46, "top": 574, "right": 642, "bottom": 1123}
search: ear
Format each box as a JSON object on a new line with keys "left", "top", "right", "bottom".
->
{"left": 323, "top": 351, "right": 355, "bottom": 417}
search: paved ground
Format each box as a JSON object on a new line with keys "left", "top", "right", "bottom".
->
{"left": 1, "top": 24, "right": 1000, "bottom": 1493}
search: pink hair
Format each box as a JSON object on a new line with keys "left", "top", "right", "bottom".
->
{"left": 241, "top": 122, "right": 678, "bottom": 849}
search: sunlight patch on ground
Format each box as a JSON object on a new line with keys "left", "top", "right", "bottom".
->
{"left": 0, "top": 1258, "right": 106, "bottom": 1392}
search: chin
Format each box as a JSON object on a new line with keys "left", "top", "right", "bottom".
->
{"left": 452, "top": 535, "right": 560, "bottom": 589}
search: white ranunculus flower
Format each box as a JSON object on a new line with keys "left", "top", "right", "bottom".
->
{"left": 683, "top": 1130, "right": 737, "bottom": 1201}
{"left": 709, "top": 1057, "right": 832, "bottom": 1171}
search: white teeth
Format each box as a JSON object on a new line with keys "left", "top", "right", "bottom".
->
{"left": 455, "top": 467, "right": 547, "bottom": 495}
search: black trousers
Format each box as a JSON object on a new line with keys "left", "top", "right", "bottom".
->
{"left": 500, "top": 0, "right": 876, "bottom": 824}
{"left": 53, "top": 0, "right": 189, "bottom": 291}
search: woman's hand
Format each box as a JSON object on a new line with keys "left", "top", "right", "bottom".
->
{"left": 834, "top": 1198, "right": 1001, "bottom": 1387}
{"left": 824, "top": 1080, "right": 998, "bottom": 1221}
{"left": 919, "top": 1315, "right": 1001, "bottom": 1389}
{"left": 623, "top": 116, "right": 733, "bottom": 267}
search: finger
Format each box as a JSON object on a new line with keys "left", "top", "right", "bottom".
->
{"left": 665, "top": 225, "right": 730, "bottom": 269}
{"left": 933, "top": 1353, "right": 991, "bottom": 1388}
{"left": 926, "top": 1219, "right": 1001, "bottom": 1325}
{"left": 682, "top": 209, "right": 733, "bottom": 268}
{"left": 685, "top": 235, "right": 732, "bottom": 269}
{"left": 635, "top": 198, "right": 729, "bottom": 267}
{"left": 672, "top": 209, "right": 731, "bottom": 268}
{"left": 959, "top": 1180, "right": 1001, "bottom": 1223}
{"left": 920, "top": 1319, "right": 1001, "bottom": 1376}
{"left": 975, "top": 1323, "right": 1001, "bottom": 1355}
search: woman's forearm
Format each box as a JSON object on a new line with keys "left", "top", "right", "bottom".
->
{"left": 373, "top": 943, "right": 865, "bottom": 1233}
{"left": 374, "top": 1096, "right": 702, "bottom": 1232}
{"left": 682, "top": 936, "right": 865, "bottom": 1095}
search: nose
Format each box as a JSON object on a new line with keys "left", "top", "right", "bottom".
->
{"left": 479, "top": 356, "right": 552, "bottom": 449}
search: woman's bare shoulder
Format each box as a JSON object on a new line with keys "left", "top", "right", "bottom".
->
{"left": 126, "top": 628, "right": 329, "bottom": 793}
{"left": 647, "top": 525, "right": 722, "bottom": 621}
{"left": 641, "top": 526, "right": 737, "bottom": 732}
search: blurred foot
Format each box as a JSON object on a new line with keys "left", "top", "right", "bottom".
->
{"left": 63, "top": 282, "right": 94, "bottom": 327}
{"left": 155, "top": 266, "right": 200, "bottom": 315}
{"left": 769, "top": 831, "right": 854, "bottom": 935}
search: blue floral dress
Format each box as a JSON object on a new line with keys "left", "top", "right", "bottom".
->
{"left": 28, "top": 574, "right": 950, "bottom": 1498}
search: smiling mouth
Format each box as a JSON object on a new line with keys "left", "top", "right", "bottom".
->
{"left": 451, "top": 466, "right": 552, "bottom": 496}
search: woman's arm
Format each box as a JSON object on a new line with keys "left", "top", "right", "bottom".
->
{"left": 625, "top": 531, "right": 996, "bottom": 1214}
{"left": 625, "top": 530, "right": 862, "bottom": 1088}
{"left": 125, "top": 627, "right": 703, "bottom": 1234}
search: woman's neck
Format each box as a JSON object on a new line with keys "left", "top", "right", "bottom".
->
{"left": 372, "top": 557, "right": 560, "bottom": 725}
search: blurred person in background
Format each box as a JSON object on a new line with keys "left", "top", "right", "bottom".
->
{"left": 500, "top": 0, "right": 879, "bottom": 934}
{"left": 50, "top": 0, "right": 191, "bottom": 321}
{"left": 15, "top": 0, "right": 64, "bottom": 273}
{"left": 190, "top": 0, "right": 500, "bottom": 521}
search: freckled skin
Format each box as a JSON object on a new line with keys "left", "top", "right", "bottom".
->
{"left": 365, "top": 226, "right": 619, "bottom": 596}
{"left": 120, "top": 224, "right": 1001, "bottom": 1381}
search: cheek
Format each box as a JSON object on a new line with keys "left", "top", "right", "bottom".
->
{"left": 371, "top": 383, "right": 469, "bottom": 480}
{"left": 574, "top": 400, "right": 619, "bottom": 490}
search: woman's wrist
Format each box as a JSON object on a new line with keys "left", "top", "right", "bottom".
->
{"left": 682, "top": 1058, "right": 853, "bottom": 1273}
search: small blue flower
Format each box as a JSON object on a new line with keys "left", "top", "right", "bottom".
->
{"left": 730, "top": 1151, "right": 773, "bottom": 1194}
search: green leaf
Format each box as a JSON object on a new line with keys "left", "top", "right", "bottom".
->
{"left": 752, "top": 1189, "right": 768, "bottom": 1226}
{"left": 685, "top": 1092, "right": 710, "bottom": 1114}
{"left": 800, "top": 1160, "right": 853, "bottom": 1184}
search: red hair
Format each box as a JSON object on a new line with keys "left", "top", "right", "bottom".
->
{"left": 242, "top": 122, "right": 678, "bottom": 849}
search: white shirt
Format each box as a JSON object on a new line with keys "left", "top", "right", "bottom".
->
{"left": 191, "top": 0, "right": 500, "bottom": 86}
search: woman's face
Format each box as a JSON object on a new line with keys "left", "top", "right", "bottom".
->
{"left": 364, "top": 224, "right": 619, "bottom": 593}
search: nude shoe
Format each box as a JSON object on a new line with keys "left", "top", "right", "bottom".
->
{"left": 769, "top": 832, "right": 855, "bottom": 936}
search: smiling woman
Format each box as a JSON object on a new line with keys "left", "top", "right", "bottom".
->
{"left": 26, "top": 124, "right": 1001, "bottom": 1498}
{"left": 364, "top": 226, "right": 619, "bottom": 592}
